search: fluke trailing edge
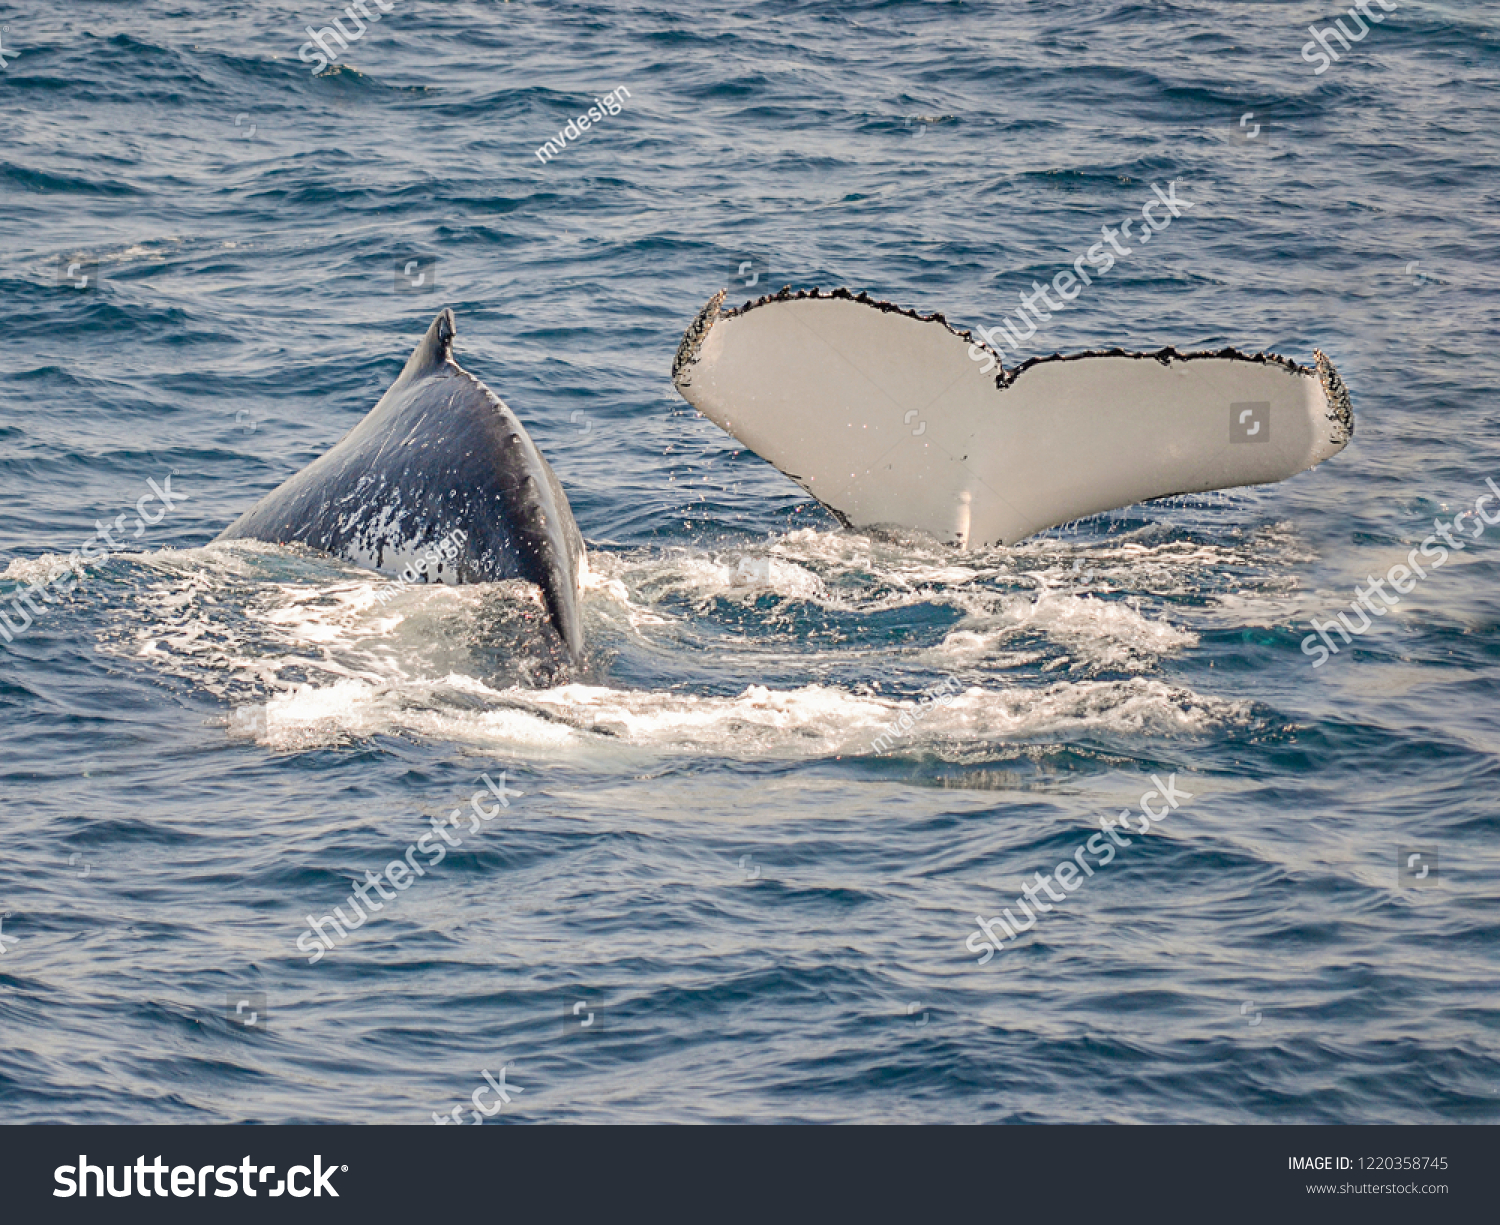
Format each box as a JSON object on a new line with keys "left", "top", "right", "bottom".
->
{"left": 672, "top": 288, "right": 1354, "bottom": 548}
{"left": 217, "top": 310, "right": 586, "bottom": 664}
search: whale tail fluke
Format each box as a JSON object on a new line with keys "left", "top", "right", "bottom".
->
{"left": 672, "top": 288, "right": 1353, "bottom": 548}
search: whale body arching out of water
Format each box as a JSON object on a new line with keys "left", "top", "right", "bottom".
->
{"left": 217, "top": 309, "right": 586, "bottom": 664}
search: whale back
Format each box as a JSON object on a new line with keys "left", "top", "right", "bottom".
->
{"left": 218, "top": 310, "right": 585, "bottom": 663}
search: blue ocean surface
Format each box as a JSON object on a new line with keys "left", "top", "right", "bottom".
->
{"left": 1, "top": 0, "right": 1497, "bottom": 1123}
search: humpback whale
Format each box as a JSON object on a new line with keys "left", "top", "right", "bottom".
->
{"left": 217, "top": 309, "right": 586, "bottom": 664}
{"left": 217, "top": 291, "right": 1353, "bottom": 669}
{"left": 673, "top": 288, "right": 1354, "bottom": 548}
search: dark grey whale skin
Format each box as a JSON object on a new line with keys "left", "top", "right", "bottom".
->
{"left": 216, "top": 309, "right": 585, "bottom": 665}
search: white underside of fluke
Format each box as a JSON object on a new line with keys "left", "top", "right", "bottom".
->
{"left": 672, "top": 290, "right": 1354, "bottom": 548}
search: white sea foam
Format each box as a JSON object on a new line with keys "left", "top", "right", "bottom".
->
{"left": 224, "top": 672, "right": 1248, "bottom": 759}
{"left": 93, "top": 529, "right": 1287, "bottom": 756}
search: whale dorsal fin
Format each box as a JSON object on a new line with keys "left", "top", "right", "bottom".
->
{"left": 400, "top": 308, "right": 458, "bottom": 381}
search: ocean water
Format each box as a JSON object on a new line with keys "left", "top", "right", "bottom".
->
{"left": 1, "top": 0, "right": 1497, "bottom": 1124}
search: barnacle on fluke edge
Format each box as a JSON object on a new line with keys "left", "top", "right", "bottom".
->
{"left": 672, "top": 288, "right": 726, "bottom": 384}
{"left": 1316, "top": 349, "right": 1356, "bottom": 444}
